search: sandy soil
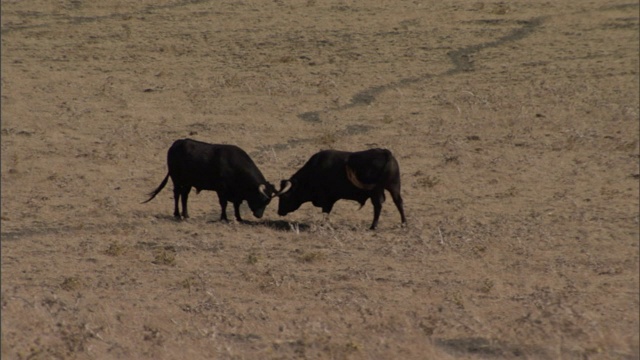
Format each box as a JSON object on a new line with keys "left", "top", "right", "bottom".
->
{"left": 2, "top": 1, "right": 639, "bottom": 359}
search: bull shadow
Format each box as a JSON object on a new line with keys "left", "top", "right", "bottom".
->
{"left": 152, "top": 214, "right": 185, "bottom": 222}
{"left": 149, "top": 213, "right": 310, "bottom": 232}
{"left": 241, "top": 219, "right": 312, "bottom": 232}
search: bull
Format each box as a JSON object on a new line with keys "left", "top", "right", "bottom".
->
{"left": 276, "top": 148, "right": 407, "bottom": 230}
{"left": 143, "top": 139, "right": 276, "bottom": 222}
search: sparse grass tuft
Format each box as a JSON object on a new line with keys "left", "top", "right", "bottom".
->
{"left": 60, "top": 277, "right": 82, "bottom": 291}
{"left": 278, "top": 55, "right": 295, "bottom": 63}
{"left": 247, "top": 252, "right": 261, "bottom": 265}
{"left": 153, "top": 249, "right": 176, "bottom": 266}
{"left": 299, "top": 251, "right": 326, "bottom": 263}
{"left": 443, "top": 154, "right": 460, "bottom": 164}
{"left": 344, "top": 341, "right": 361, "bottom": 353}
{"left": 480, "top": 278, "right": 494, "bottom": 294}
{"left": 105, "top": 242, "right": 127, "bottom": 256}
{"left": 180, "top": 276, "right": 196, "bottom": 291}
{"left": 317, "top": 132, "right": 338, "bottom": 147}
{"left": 417, "top": 175, "right": 440, "bottom": 188}
{"left": 143, "top": 325, "right": 163, "bottom": 345}
{"left": 495, "top": 186, "right": 518, "bottom": 198}
{"left": 447, "top": 291, "right": 465, "bottom": 309}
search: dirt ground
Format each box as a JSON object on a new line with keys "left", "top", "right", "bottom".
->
{"left": 1, "top": 0, "right": 639, "bottom": 359}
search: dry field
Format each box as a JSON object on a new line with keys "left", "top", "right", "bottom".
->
{"left": 2, "top": 0, "right": 639, "bottom": 359}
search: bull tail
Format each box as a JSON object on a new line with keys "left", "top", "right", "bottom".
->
{"left": 141, "top": 173, "right": 170, "bottom": 204}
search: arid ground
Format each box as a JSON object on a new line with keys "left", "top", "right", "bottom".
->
{"left": 2, "top": 1, "right": 639, "bottom": 359}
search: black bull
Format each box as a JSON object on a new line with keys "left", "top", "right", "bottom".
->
{"left": 143, "top": 139, "right": 276, "bottom": 221}
{"left": 276, "top": 149, "right": 407, "bottom": 230}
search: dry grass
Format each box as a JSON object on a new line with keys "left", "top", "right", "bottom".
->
{"left": 2, "top": 0, "right": 639, "bottom": 359}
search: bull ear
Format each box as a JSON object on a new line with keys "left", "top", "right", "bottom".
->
{"left": 258, "top": 184, "right": 269, "bottom": 199}
{"left": 277, "top": 180, "right": 292, "bottom": 196}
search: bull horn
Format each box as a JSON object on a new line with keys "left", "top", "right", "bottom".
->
{"left": 258, "top": 184, "right": 269, "bottom": 199}
{"left": 346, "top": 165, "right": 375, "bottom": 190}
{"left": 277, "top": 180, "right": 292, "bottom": 196}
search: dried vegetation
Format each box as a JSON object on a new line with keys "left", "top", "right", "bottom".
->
{"left": 1, "top": 0, "right": 638, "bottom": 359}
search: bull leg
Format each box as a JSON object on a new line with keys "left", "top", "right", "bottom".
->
{"left": 321, "top": 200, "right": 335, "bottom": 214}
{"left": 218, "top": 195, "right": 229, "bottom": 222}
{"left": 173, "top": 187, "right": 181, "bottom": 219}
{"left": 370, "top": 191, "right": 385, "bottom": 230}
{"left": 233, "top": 201, "right": 243, "bottom": 222}
{"left": 392, "top": 193, "right": 406, "bottom": 226}
{"left": 180, "top": 187, "right": 191, "bottom": 219}
{"left": 388, "top": 185, "right": 407, "bottom": 226}
{"left": 320, "top": 201, "right": 336, "bottom": 226}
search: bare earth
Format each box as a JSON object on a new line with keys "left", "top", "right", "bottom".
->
{"left": 2, "top": 1, "right": 639, "bottom": 359}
